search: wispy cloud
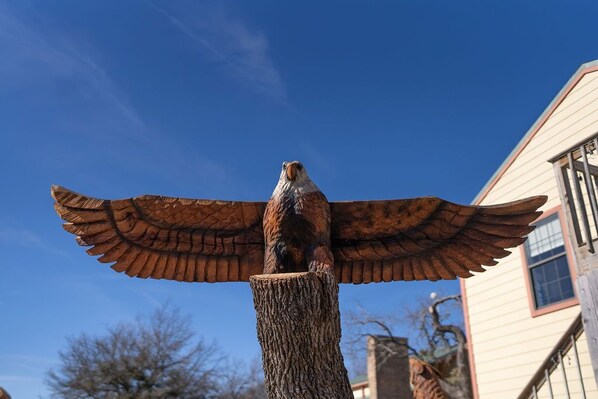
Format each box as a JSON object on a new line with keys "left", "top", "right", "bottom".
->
{"left": 0, "top": 3, "right": 144, "bottom": 133}
{"left": 0, "top": 354, "right": 55, "bottom": 391}
{"left": 147, "top": 0, "right": 287, "bottom": 102}
{"left": 300, "top": 144, "right": 339, "bottom": 179}
{"left": 0, "top": 354, "right": 56, "bottom": 372}
{"left": 0, "top": 226, "right": 73, "bottom": 260}
{"left": 0, "top": 2, "right": 231, "bottom": 188}
{"left": 0, "top": 375, "right": 38, "bottom": 383}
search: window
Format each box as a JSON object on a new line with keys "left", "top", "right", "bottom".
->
{"left": 524, "top": 213, "right": 575, "bottom": 309}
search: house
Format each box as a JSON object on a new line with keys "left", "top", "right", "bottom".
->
{"left": 461, "top": 60, "right": 598, "bottom": 398}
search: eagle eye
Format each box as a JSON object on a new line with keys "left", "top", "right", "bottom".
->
{"left": 282, "top": 162, "right": 288, "bottom": 169}
{"left": 296, "top": 163, "right": 303, "bottom": 171}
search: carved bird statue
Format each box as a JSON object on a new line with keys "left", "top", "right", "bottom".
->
{"left": 409, "top": 358, "right": 448, "bottom": 399}
{"left": 52, "top": 161, "right": 546, "bottom": 283}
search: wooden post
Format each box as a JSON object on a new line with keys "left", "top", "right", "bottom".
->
{"left": 577, "top": 269, "right": 598, "bottom": 384}
{"left": 250, "top": 272, "right": 353, "bottom": 399}
{"left": 554, "top": 161, "right": 598, "bottom": 386}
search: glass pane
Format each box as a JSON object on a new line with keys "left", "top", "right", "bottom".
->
{"left": 531, "top": 267, "right": 547, "bottom": 307}
{"left": 546, "top": 281, "right": 560, "bottom": 303}
{"left": 533, "top": 266, "right": 546, "bottom": 285}
{"left": 544, "top": 263, "right": 557, "bottom": 281}
{"left": 525, "top": 214, "right": 565, "bottom": 265}
{"left": 531, "top": 255, "right": 575, "bottom": 308}
{"left": 555, "top": 256, "right": 570, "bottom": 278}
{"left": 560, "top": 277, "right": 574, "bottom": 299}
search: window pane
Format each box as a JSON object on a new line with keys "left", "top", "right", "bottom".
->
{"left": 525, "top": 213, "right": 575, "bottom": 309}
{"left": 544, "top": 263, "right": 557, "bottom": 281}
{"left": 560, "top": 277, "right": 574, "bottom": 299}
{"left": 533, "top": 267, "right": 546, "bottom": 285}
{"left": 531, "top": 267, "right": 547, "bottom": 307}
{"left": 555, "top": 256, "right": 569, "bottom": 278}
{"left": 525, "top": 214, "right": 565, "bottom": 265}
{"left": 546, "top": 281, "right": 561, "bottom": 303}
{"left": 531, "top": 255, "right": 575, "bottom": 308}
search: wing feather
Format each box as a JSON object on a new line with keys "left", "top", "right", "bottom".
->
{"left": 391, "top": 259, "right": 403, "bottom": 281}
{"left": 331, "top": 196, "right": 546, "bottom": 283}
{"left": 362, "top": 261, "right": 374, "bottom": 283}
{"left": 98, "top": 242, "right": 131, "bottom": 264}
{"left": 86, "top": 237, "right": 121, "bottom": 256}
{"left": 163, "top": 255, "right": 178, "bottom": 280}
{"left": 402, "top": 258, "right": 415, "bottom": 281}
{"left": 184, "top": 255, "right": 197, "bottom": 282}
{"left": 52, "top": 185, "right": 266, "bottom": 283}
{"left": 195, "top": 255, "right": 207, "bottom": 282}
{"left": 419, "top": 256, "right": 440, "bottom": 281}
{"left": 442, "top": 254, "right": 473, "bottom": 278}
{"left": 228, "top": 256, "right": 239, "bottom": 281}
{"left": 152, "top": 255, "right": 168, "bottom": 280}
{"left": 372, "top": 261, "right": 383, "bottom": 282}
{"left": 352, "top": 261, "right": 363, "bottom": 284}
{"left": 216, "top": 258, "right": 229, "bottom": 282}
{"left": 445, "top": 247, "right": 488, "bottom": 272}
{"left": 138, "top": 252, "right": 160, "bottom": 279}
{"left": 115, "top": 246, "right": 143, "bottom": 271}
{"left": 126, "top": 250, "right": 151, "bottom": 277}
{"left": 382, "top": 260, "right": 393, "bottom": 282}
{"left": 341, "top": 261, "right": 352, "bottom": 283}
{"left": 174, "top": 254, "right": 188, "bottom": 282}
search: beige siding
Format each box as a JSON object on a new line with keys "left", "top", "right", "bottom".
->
{"left": 535, "top": 332, "right": 596, "bottom": 399}
{"left": 465, "top": 70, "right": 598, "bottom": 398}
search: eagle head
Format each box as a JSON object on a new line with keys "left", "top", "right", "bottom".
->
{"left": 273, "top": 161, "right": 319, "bottom": 196}
{"left": 281, "top": 161, "right": 306, "bottom": 182}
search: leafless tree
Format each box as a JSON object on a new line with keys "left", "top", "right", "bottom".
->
{"left": 345, "top": 293, "right": 471, "bottom": 399}
{"left": 46, "top": 306, "right": 265, "bottom": 399}
{"left": 214, "top": 358, "right": 265, "bottom": 399}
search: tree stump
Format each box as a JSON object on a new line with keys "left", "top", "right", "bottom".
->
{"left": 250, "top": 272, "right": 353, "bottom": 399}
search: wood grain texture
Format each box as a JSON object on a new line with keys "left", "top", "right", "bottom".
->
{"left": 52, "top": 185, "right": 265, "bottom": 282}
{"left": 330, "top": 195, "right": 547, "bottom": 283}
{"left": 52, "top": 185, "right": 546, "bottom": 285}
{"left": 262, "top": 189, "right": 332, "bottom": 274}
{"left": 409, "top": 358, "right": 448, "bottom": 399}
{"left": 577, "top": 269, "right": 598, "bottom": 388}
{"left": 250, "top": 272, "right": 353, "bottom": 398}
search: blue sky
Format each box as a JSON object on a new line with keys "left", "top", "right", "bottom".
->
{"left": 1, "top": 0, "right": 598, "bottom": 397}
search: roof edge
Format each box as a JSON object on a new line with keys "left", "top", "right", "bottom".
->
{"left": 472, "top": 59, "right": 598, "bottom": 205}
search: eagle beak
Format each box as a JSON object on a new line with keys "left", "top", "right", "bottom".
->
{"left": 286, "top": 164, "right": 297, "bottom": 181}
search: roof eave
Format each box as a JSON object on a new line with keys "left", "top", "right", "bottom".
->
{"left": 473, "top": 59, "right": 598, "bottom": 205}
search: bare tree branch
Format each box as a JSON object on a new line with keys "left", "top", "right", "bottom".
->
{"left": 343, "top": 293, "right": 472, "bottom": 399}
{"left": 46, "top": 305, "right": 266, "bottom": 399}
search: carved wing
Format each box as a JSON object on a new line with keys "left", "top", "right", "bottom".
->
{"left": 330, "top": 195, "right": 547, "bottom": 283}
{"left": 52, "top": 185, "right": 266, "bottom": 282}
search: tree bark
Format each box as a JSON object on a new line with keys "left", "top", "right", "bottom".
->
{"left": 250, "top": 272, "right": 353, "bottom": 399}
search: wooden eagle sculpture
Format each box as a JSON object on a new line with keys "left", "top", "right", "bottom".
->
{"left": 52, "top": 161, "right": 546, "bottom": 284}
{"left": 409, "top": 358, "right": 448, "bottom": 399}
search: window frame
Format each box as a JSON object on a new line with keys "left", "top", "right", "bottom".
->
{"left": 520, "top": 206, "right": 578, "bottom": 318}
